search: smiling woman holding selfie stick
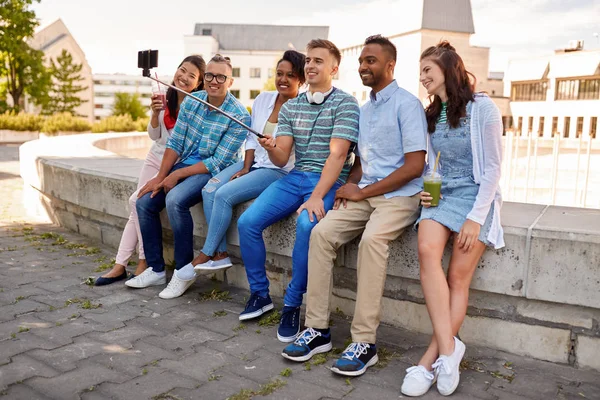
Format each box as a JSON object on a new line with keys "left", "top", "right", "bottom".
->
{"left": 400, "top": 41, "right": 504, "bottom": 397}
{"left": 95, "top": 55, "right": 206, "bottom": 286}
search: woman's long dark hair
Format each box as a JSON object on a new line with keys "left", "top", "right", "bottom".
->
{"left": 166, "top": 55, "right": 206, "bottom": 117}
{"left": 420, "top": 41, "right": 476, "bottom": 133}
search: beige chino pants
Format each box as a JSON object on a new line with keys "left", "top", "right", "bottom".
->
{"left": 305, "top": 194, "right": 420, "bottom": 343}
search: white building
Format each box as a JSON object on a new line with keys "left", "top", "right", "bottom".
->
{"left": 93, "top": 73, "right": 169, "bottom": 120}
{"left": 504, "top": 43, "right": 600, "bottom": 139}
{"left": 184, "top": 23, "right": 329, "bottom": 107}
{"left": 335, "top": 0, "right": 509, "bottom": 119}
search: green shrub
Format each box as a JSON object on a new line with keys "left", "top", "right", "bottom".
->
{"left": 92, "top": 114, "right": 137, "bottom": 133}
{"left": 135, "top": 117, "right": 150, "bottom": 132}
{"left": 41, "top": 113, "right": 91, "bottom": 134}
{"left": 0, "top": 112, "right": 44, "bottom": 131}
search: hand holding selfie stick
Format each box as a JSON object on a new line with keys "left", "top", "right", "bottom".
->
{"left": 138, "top": 49, "right": 264, "bottom": 138}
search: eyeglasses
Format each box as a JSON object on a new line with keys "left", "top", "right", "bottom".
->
{"left": 204, "top": 72, "right": 230, "bottom": 84}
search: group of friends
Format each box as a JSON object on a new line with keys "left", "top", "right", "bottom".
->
{"left": 94, "top": 34, "right": 504, "bottom": 397}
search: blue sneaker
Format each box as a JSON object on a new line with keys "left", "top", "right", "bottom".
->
{"left": 239, "top": 293, "right": 274, "bottom": 321}
{"left": 277, "top": 306, "right": 301, "bottom": 343}
{"left": 282, "top": 327, "right": 332, "bottom": 362}
{"left": 331, "top": 342, "right": 378, "bottom": 377}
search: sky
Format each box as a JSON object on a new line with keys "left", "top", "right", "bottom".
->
{"left": 31, "top": 0, "right": 600, "bottom": 76}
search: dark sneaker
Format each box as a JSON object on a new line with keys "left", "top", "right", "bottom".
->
{"left": 239, "top": 293, "right": 274, "bottom": 321}
{"left": 277, "top": 306, "right": 301, "bottom": 343}
{"left": 331, "top": 342, "right": 378, "bottom": 377}
{"left": 282, "top": 327, "right": 332, "bottom": 362}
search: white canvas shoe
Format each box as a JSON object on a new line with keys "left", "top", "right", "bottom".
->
{"left": 194, "top": 257, "right": 233, "bottom": 273}
{"left": 158, "top": 273, "right": 196, "bottom": 299}
{"left": 401, "top": 365, "right": 436, "bottom": 396}
{"left": 434, "top": 337, "right": 466, "bottom": 396}
{"left": 124, "top": 268, "right": 166, "bottom": 288}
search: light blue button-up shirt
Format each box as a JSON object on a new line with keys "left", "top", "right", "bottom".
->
{"left": 356, "top": 80, "right": 428, "bottom": 198}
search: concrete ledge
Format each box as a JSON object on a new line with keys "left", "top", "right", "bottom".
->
{"left": 19, "top": 133, "right": 600, "bottom": 371}
{"left": 0, "top": 130, "right": 39, "bottom": 143}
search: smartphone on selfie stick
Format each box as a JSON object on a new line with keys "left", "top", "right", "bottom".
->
{"left": 138, "top": 49, "right": 265, "bottom": 139}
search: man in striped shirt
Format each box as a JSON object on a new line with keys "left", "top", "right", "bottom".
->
{"left": 237, "top": 39, "right": 360, "bottom": 342}
{"left": 127, "top": 55, "right": 250, "bottom": 299}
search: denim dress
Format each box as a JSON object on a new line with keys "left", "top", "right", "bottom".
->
{"left": 417, "top": 102, "right": 493, "bottom": 246}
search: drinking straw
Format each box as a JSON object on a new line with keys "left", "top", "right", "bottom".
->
{"left": 155, "top": 72, "right": 162, "bottom": 92}
{"left": 433, "top": 151, "right": 441, "bottom": 175}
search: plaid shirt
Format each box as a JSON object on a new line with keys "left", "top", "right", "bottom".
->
{"left": 166, "top": 91, "right": 250, "bottom": 176}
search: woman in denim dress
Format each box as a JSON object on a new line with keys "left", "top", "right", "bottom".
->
{"left": 401, "top": 42, "right": 504, "bottom": 397}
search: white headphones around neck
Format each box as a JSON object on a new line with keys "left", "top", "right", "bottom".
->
{"left": 306, "top": 88, "right": 334, "bottom": 105}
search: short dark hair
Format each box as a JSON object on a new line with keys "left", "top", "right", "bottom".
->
{"left": 306, "top": 39, "right": 342, "bottom": 66}
{"left": 277, "top": 50, "right": 306, "bottom": 85}
{"left": 209, "top": 53, "right": 232, "bottom": 72}
{"left": 364, "top": 34, "right": 397, "bottom": 62}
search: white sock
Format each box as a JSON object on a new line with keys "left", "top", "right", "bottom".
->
{"left": 175, "top": 263, "right": 196, "bottom": 280}
{"left": 151, "top": 269, "right": 165, "bottom": 277}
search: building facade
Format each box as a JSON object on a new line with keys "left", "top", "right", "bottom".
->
{"left": 29, "top": 19, "right": 95, "bottom": 122}
{"left": 184, "top": 23, "right": 329, "bottom": 107}
{"left": 335, "top": 0, "right": 509, "bottom": 118}
{"left": 92, "top": 74, "right": 169, "bottom": 120}
{"left": 504, "top": 46, "right": 600, "bottom": 139}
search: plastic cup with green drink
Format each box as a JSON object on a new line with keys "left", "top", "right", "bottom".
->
{"left": 423, "top": 171, "right": 442, "bottom": 207}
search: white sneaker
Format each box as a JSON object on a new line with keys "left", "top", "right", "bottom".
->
{"left": 158, "top": 273, "right": 196, "bottom": 299}
{"left": 434, "top": 337, "right": 466, "bottom": 396}
{"left": 194, "top": 257, "right": 233, "bottom": 273}
{"left": 401, "top": 365, "right": 436, "bottom": 396}
{"left": 125, "top": 268, "right": 166, "bottom": 288}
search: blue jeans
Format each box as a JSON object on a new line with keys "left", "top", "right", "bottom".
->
{"left": 201, "top": 161, "right": 286, "bottom": 256}
{"left": 237, "top": 170, "right": 341, "bottom": 307}
{"left": 137, "top": 163, "right": 211, "bottom": 272}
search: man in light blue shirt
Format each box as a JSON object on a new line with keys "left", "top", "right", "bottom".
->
{"left": 282, "top": 35, "right": 427, "bottom": 377}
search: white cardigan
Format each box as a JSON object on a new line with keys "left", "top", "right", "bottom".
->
{"left": 146, "top": 110, "right": 172, "bottom": 158}
{"left": 427, "top": 94, "right": 505, "bottom": 249}
{"left": 244, "top": 91, "right": 295, "bottom": 172}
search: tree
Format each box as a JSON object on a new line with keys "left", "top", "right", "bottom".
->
{"left": 263, "top": 76, "right": 276, "bottom": 91}
{"left": 42, "top": 49, "right": 88, "bottom": 115}
{"left": 112, "top": 93, "right": 147, "bottom": 121}
{"left": 0, "top": 0, "right": 51, "bottom": 111}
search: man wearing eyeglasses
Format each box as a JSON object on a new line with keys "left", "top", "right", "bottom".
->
{"left": 128, "top": 54, "right": 251, "bottom": 300}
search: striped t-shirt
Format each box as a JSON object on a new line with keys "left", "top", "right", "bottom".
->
{"left": 277, "top": 88, "right": 360, "bottom": 182}
{"left": 438, "top": 102, "right": 448, "bottom": 124}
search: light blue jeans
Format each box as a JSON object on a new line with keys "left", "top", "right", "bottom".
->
{"left": 201, "top": 161, "right": 286, "bottom": 256}
{"left": 237, "top": 170, "right": 341, "bottom": 307}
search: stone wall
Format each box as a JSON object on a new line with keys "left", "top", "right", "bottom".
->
{"left": 19, "top": 133, "right": 600, "bottom": 371}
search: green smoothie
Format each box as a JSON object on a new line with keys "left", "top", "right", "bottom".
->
{"left": 423, "top": 174, "right": 442, "bottom": 207}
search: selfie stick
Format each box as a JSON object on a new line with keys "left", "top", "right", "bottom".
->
{"left": 139, "top": 52, "right": 264, "bottom": 138}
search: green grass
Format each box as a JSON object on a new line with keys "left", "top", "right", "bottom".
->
{"left": 213, "top": 310, "right": 227, "bottom": 317}
{"left": 227, "top": 379, "right": 286, "bottom": 400}
{"left": 208, "top": 374, "right": 222, "bottom": 382}
{"left": 80, "top": 300, "right": 102, "bottom": 309}
{"left": 257, "top": 310, "right": 280, "bottom": 327}
{"left": 18, "top": 326, "right": 29, "bottom": 333}
{"left": 198, "top": 289, "right": 231, "bottom": 302}
{"left": 280, "top": 368, "right": 292, "bottom": 377}
{"left": 233, "top": 323, "right": 246, "bottom": 332}
{"left": 14, "top": 296, "right": 25, "bottom": 303}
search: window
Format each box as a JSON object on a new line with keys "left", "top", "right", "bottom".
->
{"left": 563, "top": 117, "right": 571, "bottom": 138}
{"left": 94, "top": 104, "right": 104, "bottom": 109}
{"left": 202, "top": 29, "right": 212, "bottom": 36}
{"left": 510, "top": 81, "right": 547, "bottom": 101}
{"left": 502, "top": 116, "right": 513, "bottom": 135}
{"left": 552, "top": 117, "right": 559, "bottom": 136}
{"left": 556, "top": 77, "right": 600, "bottom": 100}
{"left": 268, "top": 68, "right": 275, "bottom": 79}
{"left": 528, "top": 116, "right": 534, "bottom": 135}
{"left": 576, "top": 117, "right": 584, "bottom": 138}
{"left": 517, "top": 117, "right": 523, "bottom": 135}
{"left": 538, "top": 117, "right": 545, "bottom": 137}
{"left": 250, "top": 90, "right": 260, "bottom": 99}
{"left": 590, "top": 117, "right": 598, "bottom": 139}
{"left": 249, "top": 68, "right": 261, "bottom": 78}
{"left": 230, "top": 90, "right": 240, "bottom": 99}
{"left": 232, "top": 68, "right": 240, "bottom": 78}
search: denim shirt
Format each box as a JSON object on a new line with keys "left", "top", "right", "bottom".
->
{"left": 356, "top": 80, "right": 428, "bottom": 198}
